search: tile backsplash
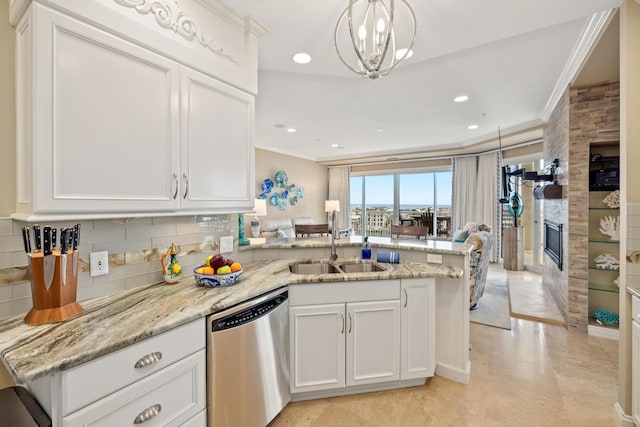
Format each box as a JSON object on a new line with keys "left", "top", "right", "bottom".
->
{"left": 0, "top": 215, "right": 239, "bottom": 318}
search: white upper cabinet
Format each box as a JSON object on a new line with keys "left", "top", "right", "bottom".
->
{"left": 11, "top": 0, "right": 264, "bottom": 220}
{"left": 180, "top": 68, "right": 254, "bottom": 210}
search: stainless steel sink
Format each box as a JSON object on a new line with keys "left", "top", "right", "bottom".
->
{"left": 288, "top": 261, "right": 342, "bottom": 275}
{"left": 288, "top": 260, "right": 388, "bottom": 275}
{"left": 337, "top": 261, "right": 387, "bottom": 273}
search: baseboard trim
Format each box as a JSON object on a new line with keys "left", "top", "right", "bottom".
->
{"left": 588, "top": 324, "right": 620, "bottom": 341}
{"left": 613, "top": 402, "right": 634, "bottom": 427}
{"left": 435, "top": 361, "right": 471, "bottom": 385}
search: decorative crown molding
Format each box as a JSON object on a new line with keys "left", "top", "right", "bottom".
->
{"left": 113, "top": 0, "right": 238, "bottom": 64}
{"left": 541, "top": 8, "right": 615, "bottom": 122}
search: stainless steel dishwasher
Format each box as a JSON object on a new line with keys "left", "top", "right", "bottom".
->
{"left": 207, "top": 288, "right": 289, "bottom": 427}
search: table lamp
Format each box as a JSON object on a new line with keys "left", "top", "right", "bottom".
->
{"left": 250, "top": 199, "right": 267, "bottom": 238}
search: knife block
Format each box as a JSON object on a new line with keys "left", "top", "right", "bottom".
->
{"left": 24, "top": 251, "right": 84, "bottom": 326}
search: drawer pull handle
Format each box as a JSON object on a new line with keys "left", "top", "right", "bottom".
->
{"left": 134, "top": 352, "right": 163, "bottom": 368}
{"left": 134, "top": 404, "right": 161, "bottom": 424}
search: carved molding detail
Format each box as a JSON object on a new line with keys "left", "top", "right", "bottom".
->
{"left": 113, "top": 0, "right": 238, "bottom": 64}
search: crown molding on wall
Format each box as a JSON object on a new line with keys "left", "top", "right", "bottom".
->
{"left": 541, "top": 8, "right": 616, "bottom": 123}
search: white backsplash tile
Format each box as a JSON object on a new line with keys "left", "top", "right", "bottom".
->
{"left": 0, "top": 219, "right": 12, "bottom": 236}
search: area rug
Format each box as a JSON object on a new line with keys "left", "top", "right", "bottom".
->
{"left": 469, "top": 266, "right": 512, "bottom": 330}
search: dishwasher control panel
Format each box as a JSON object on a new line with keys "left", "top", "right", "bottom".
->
{"left": 211, "top": 291, "right": 288, "bottom": 332}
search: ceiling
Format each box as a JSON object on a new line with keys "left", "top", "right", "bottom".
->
{"left": 228, "top": 0, "right": 622, "bottom": 163}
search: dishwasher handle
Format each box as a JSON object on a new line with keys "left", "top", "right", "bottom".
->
{"left": 210, "top": 289, "right": 288, "bottom": 333}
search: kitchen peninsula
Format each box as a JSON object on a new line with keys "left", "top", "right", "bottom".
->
{"left": 0, "top": 238, "right": 471, "bottom": 425}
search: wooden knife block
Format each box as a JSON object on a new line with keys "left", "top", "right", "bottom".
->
{"left": 24, "top": 251, "right": 84, "bottom": 326}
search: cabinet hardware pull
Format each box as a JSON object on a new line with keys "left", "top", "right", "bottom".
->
{"left": 404, "top": 289, "right": 408, "bottom": 308}
{"left": 172, "top": 173, "right": 178, "bottom": 199}
{"left": 340, "top": 313, "right": 345, "bottom": 334}
{"left": 133, "top": 404, "right": 161, "bottom": 424}
{"left": 348, "top": 313, "right": 352, "bottom": 333}
{"left": 182, "top": 173, "right": 189, "bottom": 199}
{"left": 134, "top": 352, "right": 163, "bottom": 368}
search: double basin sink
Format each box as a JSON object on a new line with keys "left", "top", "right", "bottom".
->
{"left": 289, "top": 259, "right": 389, "bottom": 275}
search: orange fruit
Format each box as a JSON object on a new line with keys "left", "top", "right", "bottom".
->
{"left": 230, "top": 262, "right": 242, "bottom": 272}
{"left": 202, "top": 266, "right": 214, "bottom": 275}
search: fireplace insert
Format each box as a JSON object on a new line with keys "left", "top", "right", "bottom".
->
{"left": 543, "top": 220, "right": 563, "bottom": 270}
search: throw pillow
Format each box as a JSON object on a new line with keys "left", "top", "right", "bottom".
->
{"left": 452, "top": 229, "right": 469, "bottom": 243}
{"left": 276, "top": 228, "right": 288, "bottom": 238}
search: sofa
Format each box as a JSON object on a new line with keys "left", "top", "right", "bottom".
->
{"left": 259, "top": 217, "right": 315, "bottom": 238}
{"left": 459, "top": 222, "right": 493, "bottom": 310}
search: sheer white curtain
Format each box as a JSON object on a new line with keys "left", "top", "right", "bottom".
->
{"left": 476, "top": 152, "right": 500, "bottom": 261}
{"left": 328, "top": 166, "right": 350, "bottom": 231}
{"left": 452, "top": 156, "right": 477, "bottom": 231}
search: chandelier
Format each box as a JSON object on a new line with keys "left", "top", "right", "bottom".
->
{"left": 334, "top": 0, "right": 417, "bottom": 79}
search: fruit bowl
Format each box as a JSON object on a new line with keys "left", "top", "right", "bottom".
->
{"left": 194, "top": 268, "right": 243, "bottom": 287}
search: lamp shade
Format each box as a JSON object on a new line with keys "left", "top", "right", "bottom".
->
{"left": 253, "top": 199, "right": 267, "bottom": 217}
{"left": 325, "top": 200, "right": 340, "bottom": 213}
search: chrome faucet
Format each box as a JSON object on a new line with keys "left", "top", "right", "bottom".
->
{"left": 330, "top": 209, "right": 338, "bottom": 261}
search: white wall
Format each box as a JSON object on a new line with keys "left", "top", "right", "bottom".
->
{"left": 0, "top": 0, "right": 15, "bottom": 216}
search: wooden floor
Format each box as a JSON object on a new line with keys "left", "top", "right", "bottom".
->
{"left": 272, "top": 319, "right": 618, "bottom": 426}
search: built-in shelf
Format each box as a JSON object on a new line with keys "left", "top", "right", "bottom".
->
{"left": 588, "top": 281, "right": 619, "bottom": 293}
{"left": 589, "top": 239, "right": 620, "bottom": 244}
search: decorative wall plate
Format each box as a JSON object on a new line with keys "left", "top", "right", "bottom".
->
{"left": 269, "top": 193, "right": 280, "bottom": 206}
{"left": 262, "top": 178, "right": 274, "bottom": 194}
{"left": 290, "top": 196, "right": 298, "bottom": 206}
{"left": 275, "top": 170, "right": 288, "bottom": 188}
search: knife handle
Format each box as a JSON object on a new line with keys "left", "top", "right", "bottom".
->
{"left": 52, "top": 228, "right": 57, "bottom": 248}
{"left": 61, "top": 228, "right": 71, "bottom": 254}
{"left": 33, "top": 225, "right": 42, "bottom": 251}
{"left": 43, "top": 226, "right": 52, "bottom": 256}
{"left": 73, "top": 224, "right": 80, "bottom": 250}
{"left": 21, "top": 227, "right": 31, "bottom": 254}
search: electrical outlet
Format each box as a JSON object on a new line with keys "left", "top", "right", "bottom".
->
{"left": 90, "top": 251, "right": 109, "bottom": 277}
{"left": 219, "top": 236, "right": 234, "bottom": 254}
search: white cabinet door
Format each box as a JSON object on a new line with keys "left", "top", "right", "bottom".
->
{"left": 180, "top": 68, "right": 254, "bottom": 211}
{"left": 401, "top": 278, "right": 435, "bottom": 380}
{"left": 346, "top": 300, "right": 400, "bottom": 387}
{"left": 633, "top": 320, "right": 640, "bottom": 426}
{"left": 29, "top": 5, "right": 181, "bottom": 214}
{"left": 290, "top": 304, "right": 345, "bottom": 393}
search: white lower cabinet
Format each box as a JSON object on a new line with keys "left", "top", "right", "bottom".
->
{"left": 29, "top": 320, "right": 206, "bottom": 427}
{"left": 63, "top": 350, "right": 206, "bottom": 427}
{"left": 401, "top": 278, "right": 435, "bottom": 380}
{"left": 632, "top": 295, "right": 640, "bottom": 426}
{"left": 289, "top": 278, "right": 434, "bottom": 397}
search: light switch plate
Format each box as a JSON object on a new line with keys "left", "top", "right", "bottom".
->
{"left": 427, "top": 253, "right": 443, "bottom": 264}
{"left": 219, "top": 236, "right": 234, "bottom": 254}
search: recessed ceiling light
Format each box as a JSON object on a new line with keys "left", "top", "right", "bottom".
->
{"left": 292, "top": 53, "right": 311, "bottom": 64}
{"left": 454, "top": 95, "right": 469, "bottom": 103}
{"left": 286, "top": 128, "right": 296, "bottom": 133}
{"left": 395, "top": 48, "right": 413, "bottom": 60}
{"left": 274, "top": 124, "right": 285, "bottom": 129}
{"left": 331, "top": 143, "right": 339, "bottom": 148}
{"left": 468, "top": 124, "right": 478, "bottom": 130}
{"left": 376, "top": 128, "right": 384, "bottom": 132}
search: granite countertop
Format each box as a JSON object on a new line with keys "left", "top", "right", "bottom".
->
{"left": 0, "top": 258, "right": 462, "bottom": 384}
{"left": 628, "top": 286, "right": 640, "bottom": 298}
{"left": 242, "top": 235, "right": 473, "bottom": 256}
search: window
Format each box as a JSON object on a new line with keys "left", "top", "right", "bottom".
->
{"left": 349, "top": 170, "right": 453, "bottom": 238}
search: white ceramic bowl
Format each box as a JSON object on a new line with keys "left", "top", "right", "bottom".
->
{"left": 194, "top": 268, "right": 243, "bottom": 287}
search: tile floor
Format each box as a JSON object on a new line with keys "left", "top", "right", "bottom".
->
{"left": 272, "top": 319, "right": 619, "bottom": 427}
{"left": 507, "top": 269, "right": 565, "bottom": 326}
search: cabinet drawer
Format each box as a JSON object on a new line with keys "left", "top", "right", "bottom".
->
{"left": 63, "top": 350, "right": 205, "bottom": 427}
{"left": 290, "top": 280, "right": 400, "bottom": 306}
{"left": 633, "top": 295, "right": 640, "bottom": 324}
{"left": 62, "top": 320, "right": 205, "bottom": 415}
